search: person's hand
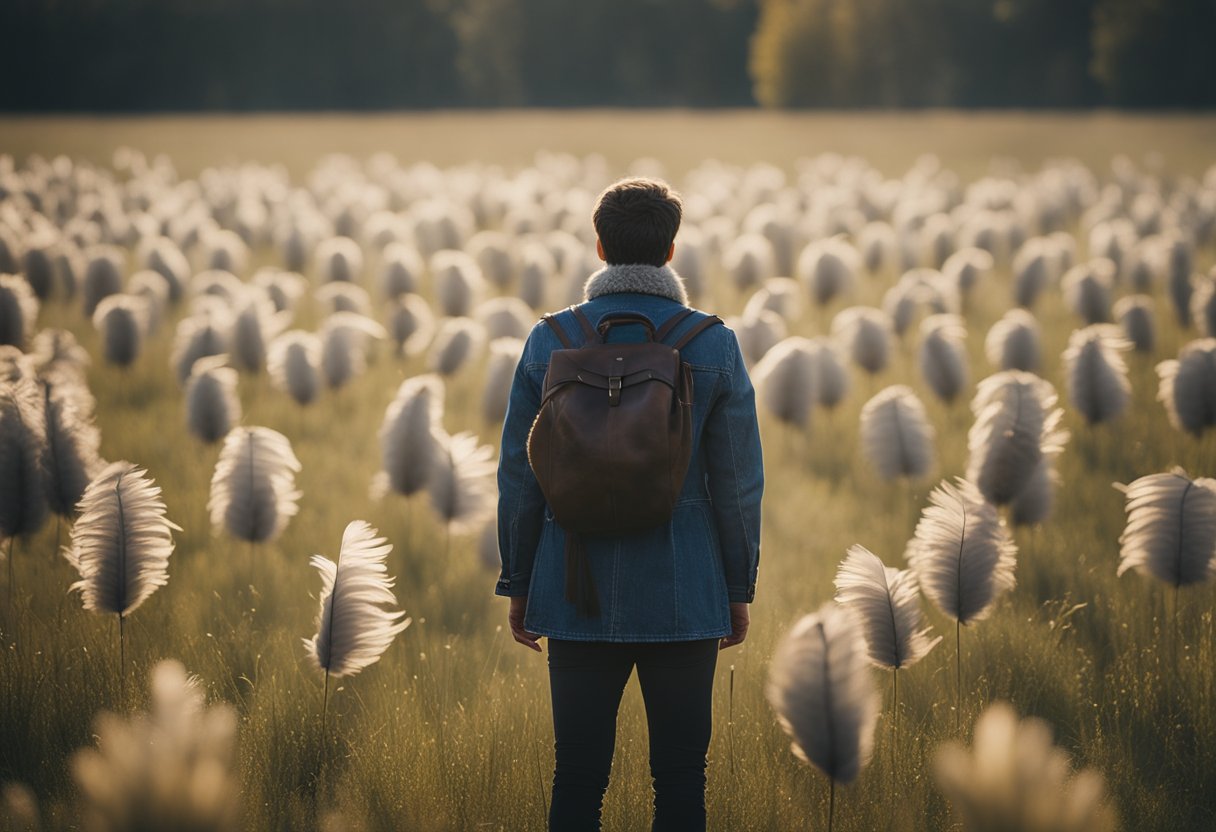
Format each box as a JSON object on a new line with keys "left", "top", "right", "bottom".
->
{"left": 509, "top": 595, "right": 542, "bottom": 652}
{"left": 720, "top": 602, "right": 749, "bottom": 650}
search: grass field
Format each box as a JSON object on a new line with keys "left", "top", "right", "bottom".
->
{"left": 2, "top": 111, "right": 1216, "bottom": 831}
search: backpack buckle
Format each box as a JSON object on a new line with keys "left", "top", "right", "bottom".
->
{"left": 608, "top": 376, "right": 622, "bottom": 406}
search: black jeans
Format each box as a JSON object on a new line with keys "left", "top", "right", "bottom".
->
{"left": 546, "top": 637, "right": 719, "bottom": 832}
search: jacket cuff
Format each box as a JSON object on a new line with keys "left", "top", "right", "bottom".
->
{"left": 727, "top": 584, "right": 756, "bottom": 603}
{"left": 495, "top": 577, "right": 531, "bottom": 597}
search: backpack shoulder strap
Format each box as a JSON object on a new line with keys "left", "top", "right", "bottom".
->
{"left": 654, "top": 308, "right": 696, "bottom": 344}
{"left": 541, "top": 305, "right": 599, "bottom": 348}
{"left": 540, "top": 313, "right": 574, "bottom": 349}
{"left": 672, "top": 314, "right": 724, "bottom": 350}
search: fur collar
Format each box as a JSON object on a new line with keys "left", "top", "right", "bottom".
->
{"left": 582, "top": 263, "right": 689, "bottom": 305}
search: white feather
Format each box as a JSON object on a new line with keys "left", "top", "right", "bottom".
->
{"left": 918, "top": 314, "right": 970, "bottom": 403}
{"left": 797, "top": 237, "right": 859, "bottom": 306}
{"left": 1008, "top": 458, "right": 1059, "bottom": 528}
{"left": 303, "top": 520, "right": 410, "bottom": 678}
{"left": 377, "top": 375, "right": 444, "bottom": 498}
{"left": 1114, "top": 295, "right": 1155, "bottom": 353}
{"left": 208, "top": 427, "right": 301, "bottom": 543}
{"left": 428, "top": 317, "right": 486, "bottom": 377}
{"left": 934, "top": 702, "right": 1119, "bottom": 832}
{"left": 966, "top": 372, "right": 1069, "bottom": 506}
{"left": 859, "top": 385, "right": 936, "bottom": 481}
{"left": 1061, "top": 259, "right": 1114, "bottom": 324}
{"left": 171, "top": 308, "right": 232, "bottom": 385}
{"left": 766, "top": 602, "right": 880, "bottom": 785}
{"left": 184, "top": 356, "right": 241, "bottom": 444}
{"left": 66, "top": 461, "right": 180, "bottom": 616}
{"left": 431, "top": 250, "right": 485, "bottom": 318}
{"left": 0, "top": 377, "right": 49, "bottom": 538}
{"left": 751, "top": 336, "right": 818, "bottom": 427}
{"left": 834, "top": 545, "right": 941, "bottom": 670}
{"left": 40, "top": 374, "right": 104, "bottom": 519}
{"left": 380, "top": 242, "right": 424, "bottom": 299}
{"left": 1115, "top": 468, "right": 1216, "bottom": 587}
{"left": 984, "top": 309, "right": 1041, "bottom": 372}
{"left": 427, "top": 430, "right": 497, "bottom": 532}
{"left": 831, "top": 306, "right": 893, "bottom": 374}
{"left": 93, "top": 294, "right": 149, "bottom": 367}
{"left": 483, "top": 337, "right": 524, "bottom": 424}
{"left": 728, "top": 310, "right": 786, "bottom": 366}
{"left": 267, "top": 330, "right": 321, "bottom": 405}
{"left": 1062, "top": 325, "right": 1131, "bottom": 425}
{"left": 904, "top": 478, "right": 1017, "bottom": 624}
{"left": 1155, "top": 339, "right": 1216, "bottom": 436}
{"left": 386, "top": 295, "right": 435, "bottom": 357}
{"left": 811, "top": 337, "right": 850, "bottom": 409}
{"left": 476, "top": 297, "right": 534, "bottom": 342}
{"left": 230, "top": 293, "right": 289, "bottom": 374}
{"left": 0, "top": 274, "right": 39, "bottom": 349}
{"left": 314, "top": 236, "right": 364, "bottom": 283}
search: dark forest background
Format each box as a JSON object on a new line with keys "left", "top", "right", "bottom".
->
{"left": 2, "top": 0, "right": 1213, "bottom": 111}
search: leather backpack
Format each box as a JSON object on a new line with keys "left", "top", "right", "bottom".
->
{"left": 527, "top": 305, "right": 722, "bottom": 617}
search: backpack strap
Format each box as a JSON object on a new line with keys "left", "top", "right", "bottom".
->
{"left": 672, "top": 314, "right": 724, "bottom": 350}
{"left": 540, "top": 313, "right": 574, "bottom": 349}
{"left": 654, "top": 308, "right": 696, "bottom": 344}
{"left": 569, "top": 306, "right": 598, "bottom": 345}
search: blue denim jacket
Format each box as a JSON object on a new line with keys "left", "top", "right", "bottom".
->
{"left": 495, "top": 270, "right": 764, "bottom": 642}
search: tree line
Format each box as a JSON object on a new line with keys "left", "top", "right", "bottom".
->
{"left": 1, "top": 0, "right": 1211, "bottom": 111}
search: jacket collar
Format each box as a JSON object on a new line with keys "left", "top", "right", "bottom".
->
{"left": 582, "top": 263, "right": 689, "bottom": 306}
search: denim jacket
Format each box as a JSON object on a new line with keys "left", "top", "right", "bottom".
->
{"left": 494, "top": 263, "right": 764, "bottom": 642}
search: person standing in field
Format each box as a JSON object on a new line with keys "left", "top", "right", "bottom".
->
{"left": 495, "top": 177, "right": 764, "bottom": 831}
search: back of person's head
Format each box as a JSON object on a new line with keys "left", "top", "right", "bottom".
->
{"left": 593, "top": 178, "right": 682, "bottom": 267}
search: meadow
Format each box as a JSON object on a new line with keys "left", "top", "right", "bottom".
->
{"left": 1, "top": 111, "right": 1215, "bottom": 831}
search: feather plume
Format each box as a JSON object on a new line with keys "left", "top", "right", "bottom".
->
{"left": 918, "top": 314, "right": 970, "bottom": 403}
{"left": 1062, "top": 325, "right": 1131, "bottom": 424}
{"left": 66, "top": 461, "right": 180, "bottom": 616}
{"left": 766, "top": 602, "right": 880, "bottom": 785}
{"left": 0, "top": 377, "right": 50, "bottom": 538}
{"left": 1115, "top": 468, "right": 1216, "bottom": 587}
{"left": 184, "top": 356, "right": 241, "bottom": 444}
{"left": 71, "top": 659, "right": 240, "bottom": 832}
{"left": 303, "top": 520, "right": 410, "bottom": 677}
{"left": 127, "top": 270, "right": 171, "bottom": 334}
{"left": 267, "top": 330, "right": 322, "bottom": 405}
{"left": 1061, "top": 260, "right": 1114, "bottom": 324}
{"left": 31, "top": 329, "right": 91, "bottom": 380}
{"left": 208, "top": 427, "right": 301, "bottom": 543}
{"left": 432, "top": 250, "right": 485, "bottom": 317}
{"left": 40, "top": 374, "right": 104, "bottom": 518}
{"left": 380, "top": 242, "right": 424, "bottom": 299}
{"left": 904, "top": 478, "right": 1017, "bottom": 624}
{"left": 984, "top": 309, "right": 1041, "bottom": 372}
{"left": 476, "top": 297, "right": 534, "bottom": 341}
{"left": 314, "top": 236, "right": 364, "bottom": 283}
{"left": 1155, "top": 339, "right": 1216, "bottom": 436}
{"left": 320, "top": 312, "right": 386, "bottom": 389}
{"left": 0, "top": 274, "right": 39, "bottom": 348}
{"left": 831, "top": 306, "right": 893, "bottom": 374}
{"left": 172, "top": 308, "right": 232, "bottom": 384}
{"left": 483, "top": 337, "right": 524, "bottom": 424}
{"left": 427, "top": 430, "right": 496, "bottom": 532}
{"left": 386, "top": 294, "right": 435, "bottom": 357}
{"left": 377, "top": 374, "right": 444, "bottom": 498}
{"left": 858, "top": 385, "right": 935, "bottom": 481}
{"left": 230, "top": 293, "right": 289, "bottom": 373}
{"left": 751, "top": 336, "right": 818, "bottom": 427}
{"left": 934, "top": 702, "right": 1119, "bottom": 832}
{"left": 82, "top": 246, "right": 124, "bottom": 318}
{"left": 966, "top": 372, "right": 1069, "bottom": 506}
{"left": 93, "top": 294, "right": 149, "bottom": 367}
{"left": 798, "top": 238, "right": 859, "bottom": 306}
{"left": 834, "top": 545, "right": 941, "bottom": 669}
{"left": 1114, "top": 295, "right": 1155, "bottom": 353}
{"left": 428, "top": 317, "right": 486, "bottom": 377}
{"left": 729, "top": 310, "right": 786, "bottom": 366}
{"left": 811, "top": 337, "right": 850, "bottom": 409}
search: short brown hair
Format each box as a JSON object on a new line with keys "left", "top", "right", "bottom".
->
{"left": 592, "top": 178, "right": 682, "bottom": 267}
